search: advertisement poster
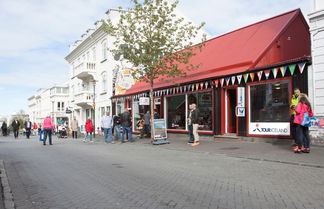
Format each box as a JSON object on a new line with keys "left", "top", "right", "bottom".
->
{"left": 249, "top": 122, "right": 290, "bottom": 136}
{"left": 153, "top": 119, "right": 167, "bottom": 140}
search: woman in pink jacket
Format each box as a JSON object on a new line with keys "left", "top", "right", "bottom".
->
{"left": 293, "top": 95, "right": 313, "bottom": 153}
{"left": 42, "top": 115, "right": 54, "bottom": 145}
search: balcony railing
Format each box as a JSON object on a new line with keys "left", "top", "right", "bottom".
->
{"left": 73, "top": 62, "right": 96, "bottom": 80}
{"left": 74, "top": 91, "right": 93, "bottom": 107}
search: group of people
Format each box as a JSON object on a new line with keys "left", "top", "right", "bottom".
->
{"left": 1, "top": 117, "right": 38, "bottom": 139}
{"left": 290, "top": 88, "right": 313, "bottom": 153}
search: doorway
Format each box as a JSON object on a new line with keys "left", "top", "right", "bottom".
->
{"left": 226, "top": 88, "right": 237, "bottom": 133}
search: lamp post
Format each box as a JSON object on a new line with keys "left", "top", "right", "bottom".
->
{"left": 92, "top": 80, "right": 96, "bottom": 138}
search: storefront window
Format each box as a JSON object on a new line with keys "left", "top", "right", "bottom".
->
{"left": 188, "top": 91, "right": 212, "bottom": 131}
{"left": 133, "top": 100, "right": 150, "bottom": 131}
{"left": 116, "top": 100, "right": 125, "bottom": 115}
{"left": 250, "top": 80, "right": 290, "bottom": 122}
{"left": 167, "top": 95, "right": 186, "bottom": 130}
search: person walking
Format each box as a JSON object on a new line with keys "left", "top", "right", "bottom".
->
{"left": 143, "top": 111, "right": 151, "bottom": 138}
{"left": 190, "top": 103, "right": 200, "bottom": 147}
{"left": 1, "top": 121, "right": 8, "bottom": 136}
{"left": 33, "top": 122, "right": 38, "bottom": 136}
{"left": 24, "top": 118, "right": 32, "bottom": 139}
{"left": 187, "top": 104, "right": 195, "bottom": 144}
{"left": 293, "top": 94, "right": 313, "bottom": 153}
{"left": 71, "top": 116, "right": 79, "bottom": 139}
{"left": 120, "top": 108, "right": 133, "bottom": 143}
{"left": 113, "top": 114, "right": 121, "bottom": 141}
{"left": 101, "top": 112, "right": 114, "bottom": 144}
{"left": 84, "top": 118, "right": 93, "bottom": 143}
{"left": 11, "top": 118, "right": 20, "bottom": 139}
{"left": 290, "top": 88, "right": 301, "bottom": 146}
{"left": 42, "top": 115, "right": 54, "bottom": 145}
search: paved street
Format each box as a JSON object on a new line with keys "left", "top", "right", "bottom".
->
{"left": 0, "top": 135, "right": 324, "bottom": 209}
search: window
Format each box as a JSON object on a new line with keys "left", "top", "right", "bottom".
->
{"left": 101, "top": 72, "right": 107, "bottom": 92}
{"left": 116, "top": 100, "right": 125, "bottom": 115}
{"left": 57, "top": 102, "right": 60, "bottom": 111}
{"left": 133, "top": 99, "right": 150, "bottom": 131}
{"left": 101, "top": 40, "right": 107, "bottom": 60}
{"left": 187, "top": 91, "right": 212, "bottom": 131}
{"left": 62, "top": 102, "right": 64, "bottom": 111}
{"left": 250, "top": 80, "right": 290, "bottom": 122}
{"left": 167, "top": 95, "right": 186, "bottom": 130}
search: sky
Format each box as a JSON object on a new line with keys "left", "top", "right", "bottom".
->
{"left": 0, "top": 0, "right": 311, "bottom": 116}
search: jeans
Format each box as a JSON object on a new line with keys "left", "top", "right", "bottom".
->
{"left": 188, "top": 124, "right": 194, "bottom": 143}
{"left": 104, "top": 128, "right": 113, "bottom": 143}
{"left": 14, "top": 129, "right": 19, "bottom": 138}
{"left": 122, "top": 126, "right": 133, "bottom": 143}
{"left": 114, "top": 125, "right": 121, "bottom": 140}
{"left": 43, "top": 129, "right": 52, "bottom": 145}
{"left": 296, "top": 124, "right": 310, "bottom": 149}
{"left": 84, "top": 132, "right": 92, "bottom": 141}
{"left": 144, "top": 124, "right": 151, "bottom": 137}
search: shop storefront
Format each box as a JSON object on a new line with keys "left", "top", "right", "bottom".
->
{"left": 112, "top": 9, "right": 311, "bottom": 139}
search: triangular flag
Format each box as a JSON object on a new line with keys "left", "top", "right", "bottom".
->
{"left": 250, "top": 72, "right": 255, "bottom": 81}
{"left": 280, "top": 66, "right": 287, "bottom": 76}
{"left": 243, "top": 74, "right": 249, "bottom": 83}
{"left": 200, "top": 82, "right": 204, "bottom": 89}
{"left": 237, "top": 75, "right": 242, "bottom": 84}
{"left": 272, "top": 68, "right": 279, "bottom": 78}
{"left": 257, "top": 71, "right": 263, "bottom": 81}
{"left": 225, "top": 77, "right": 230, "bottom": 86}
{"left": 205, "top": 81, "right": 208, "bottom": 89}
{"left": 220, "top": 78, "right": 224, "bottom": 87}
{"left": 196, "top": 83, "right": 199, "bottom": 90}
{"left": 298, "top": 62, "right": 306, "bottom": 74}
{"left": 289, "top": 64, "right": 296, "bottom": 75}
{"left": 192, "top": 84, "right": 195, "bottom": 91}
{"left": 264, "top": 70, "right": 270, "bottom": 80}
{"left": 231, "top": 76, "right": 236, "bottom": 85}
{"left": 214, "top": 80, "right": 219, "bottom": 88}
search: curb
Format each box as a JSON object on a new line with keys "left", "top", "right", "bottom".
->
{"left": 0, "top": 160, "right": 15, "bottom": 209}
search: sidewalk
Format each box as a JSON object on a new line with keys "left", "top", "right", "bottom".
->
{"left": 92, "top": 133, "right": 324, "bottom": 168}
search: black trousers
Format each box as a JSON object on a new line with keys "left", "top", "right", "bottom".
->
{"left": 26, "top": 128, "right": 31, "bottom": 138}
{"left": 72, "top": 131, "right": 78, "bottom": 138}
{"left": 14, "top": 129, "right": 19, "bottom": 138}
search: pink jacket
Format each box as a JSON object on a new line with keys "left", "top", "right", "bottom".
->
{"left": 43, "top": 116, "right": 54, "bottom": 129}
{"left": 293, "top": 103, "right": 313, "bottom": 125}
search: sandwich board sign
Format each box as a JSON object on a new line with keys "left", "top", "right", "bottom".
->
{"left": 153, "top": 119, "right": 167, "bottom": 140}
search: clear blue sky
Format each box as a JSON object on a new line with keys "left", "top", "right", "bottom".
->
{"left": 0, "top": 0, "right": 310, "bottom": 116}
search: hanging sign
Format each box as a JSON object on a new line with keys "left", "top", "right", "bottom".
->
{"left": 139, "top": 97, "right": 150, "bottom": 105}
{"left": 154, "top": 98, "right": 161, "bottom": 105}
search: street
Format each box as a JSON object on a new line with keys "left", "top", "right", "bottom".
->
{"left": 0, "top": 135, "right": 324, "bottom": 209}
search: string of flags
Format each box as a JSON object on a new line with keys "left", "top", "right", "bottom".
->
{"left": 113, "top": 62, "right": 307, "bottom": 101}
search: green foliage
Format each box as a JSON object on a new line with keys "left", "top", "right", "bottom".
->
{"left": 103, "top": 0, "right": 206, "bottom": 83}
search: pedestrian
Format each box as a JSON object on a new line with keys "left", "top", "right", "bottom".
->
{"left": 290, "top": 88, "right": 300, "bottom": 146}
{"left": 71, "top": 116, "right": 79, "bottom": 139}
{"left": 1, "top": 121, "right": 8, "bottom": 136}
{"left": 293, "top": 94, "right": 313, "bottom": 153}
{"left": 38, "top": 124, "right": 42, "bottom": 135}
{"left": 120, "top": 108, "right": 133, "bottom": 143}
{"left": 154, "top": 109, "right": 160, "bottom": 119}
{"left": 33, "top": 122, "right": 38, "bottom": 136}
{"left": 101, "top": 111, "right": 114, "bottom": 144}
{"left": 189, "top": 103, "right": 200, "bottom": 147}
{"left": 42, "top": 115, "right": 54, "bottom": 145}
{"left": 137, "top": 117, "right": 144, "bottom": 139}
{"left": 84, "top": 118, "right": 93, "bottom": 143}
{"left": 24, "top": 118, "right": 32, "bottom": 139}
{"left": 11, "top": 118, "right": 20, "bottom": 139}
{"left": 143, "top": 111, "right": 151, "bottom": 138}
{"left": 187, "top": 104, "right": 194, "bottom": 144}
{"left": 113, "top": 114, "right": 121, "bottom": 141}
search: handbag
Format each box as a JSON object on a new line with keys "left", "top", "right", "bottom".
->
{"left": 301, "top": 112, "right": 311, "bottom": 127}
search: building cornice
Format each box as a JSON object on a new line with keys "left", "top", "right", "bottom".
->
{"left": 308, "top": 9, "right": 324, "bottom": 21}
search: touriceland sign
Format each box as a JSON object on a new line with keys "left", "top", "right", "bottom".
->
{"left": 249, "top": 123, "right": 290, "bottom": 136}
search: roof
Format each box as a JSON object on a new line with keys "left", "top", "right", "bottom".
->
{"left": 118, "top": 9, "right": 309, "bottom": 96}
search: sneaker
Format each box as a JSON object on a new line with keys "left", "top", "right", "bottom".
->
{"left": 303, "top": 148, "right": 310, "bottom": 153}
{"left": 191, "top": 142, "right": 200, "bottom": 147}
{"left": 83, "top": 140, "right": 86, "bottom": 142}
{"left": 294, "top": 146, "right": 302, "bottom": 153}
{"left": 187, "top": 141, "right": 194, "bottom": 144}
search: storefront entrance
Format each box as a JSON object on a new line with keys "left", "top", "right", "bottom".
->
{"left": 226, "top": 88, "right": 237, "bottom": 133}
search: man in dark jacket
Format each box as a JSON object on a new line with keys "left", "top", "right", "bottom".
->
{"left": 24, "top": 118, "right": 32, "bottom": 139}
{"left": 188, "top": 103, "right": 200, "bottom": 146}
{"left": 11, "top": 118, "right": 20, "bottom": 138}
{"left": 120, "top": 109, "right": 133, "bottom": 143}
{"left": 1, "top": 121, "right": 8, "bottom": 136}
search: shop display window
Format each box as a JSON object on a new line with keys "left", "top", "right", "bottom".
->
{"left": 250, "top": 80, "right": 290, "bottom": 122}
{"left": 167, "top": 95, "right": 186, "bottom": 130}
{"left": 187, "top": 91, "right": 212, "bottom": 131}
{"left": 133, "top": 100, "right": 150, "bottom": 131}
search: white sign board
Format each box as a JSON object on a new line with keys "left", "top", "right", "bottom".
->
{"left": 237, "top": 87, "right": 245, "bottom": 107}
{"left": 153, "top": 119, "right": 167, "bottom": 140}
{"left": 236, "top": 107, "right": 245, "bottom": 117}
{"left": 249, "top": 122, "right": 290, "bottom": 136}
{"left": 139, "top": 97, "right": 150, "bottom": 105}
{"left": 154, "top": 98, "right": 161, "bottom": 105}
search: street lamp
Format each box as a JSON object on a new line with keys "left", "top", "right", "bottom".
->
{"left": 92, "top": 80, "right": 97, "bottom": 138}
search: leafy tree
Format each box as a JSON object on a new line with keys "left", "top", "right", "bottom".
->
{"left": 103, "top": 0, "right": 206, "bottom": 140}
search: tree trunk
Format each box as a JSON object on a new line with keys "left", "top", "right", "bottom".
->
{"left": 149, "top": 79, "right": 155, "bottom": 142}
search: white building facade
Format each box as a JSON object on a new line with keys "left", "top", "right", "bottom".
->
{"left": 309, "top": 0, "right": 324, "bottom": 142}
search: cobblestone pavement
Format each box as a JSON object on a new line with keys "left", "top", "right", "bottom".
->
{"left": 0, "top": 135, "right": 324, "bottom": 209}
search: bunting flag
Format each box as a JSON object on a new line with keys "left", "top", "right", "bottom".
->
{"left": 289, "top": 64, "right": 296, "bottom": 75}
{"left": 200, "top": 82, "right": 204, "bottom": 89}
{"left": 264, "top": 70, "right": 270, "bottom": 80}
{"left": 180, "top": 86, "right": 182, "bottom": 93}
{"left": 166, "top": 89, "right": 169, "bottom": 95}
{"left": 184, "top": 85, "right": 187, "bottom": 92}
{"left": 257, "top": 71, "right": 263, "bottom": 81}
{"left": 243, "top": 73, "right": 249, "bottom": 83}
{"left": 298, "top": 62, "right": 306, "bottom": 74}
{"left": 237, "top": 75, "right": 242, "bottom": 84}
{"left": 280, "top": 66, "right": 287, "bottom": 76}
{"left": 272, "top": 68, "right": 279, "bottom": 78}
{"left": 250, "top": 72, "right": 255, "bottom": 81}
{"left": 231, "top": 76, "right": 236, "bottom": 85}
{"left": 220, "top": 78, "right": 225, "bottom": 87}
{"left": 205, "top": 81, "right": 209, "bottom": 89}
{"left": 196, "top": 83, "right": 199, "bottom": 90}
{"left": 214, "top": 80, "right": 219, "bottom": 88}
{"left": 192, "top": 84, "right": 195, "bottom": 91}
{"left": 225, "top": 77, "right": 230, "bottom": 86}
